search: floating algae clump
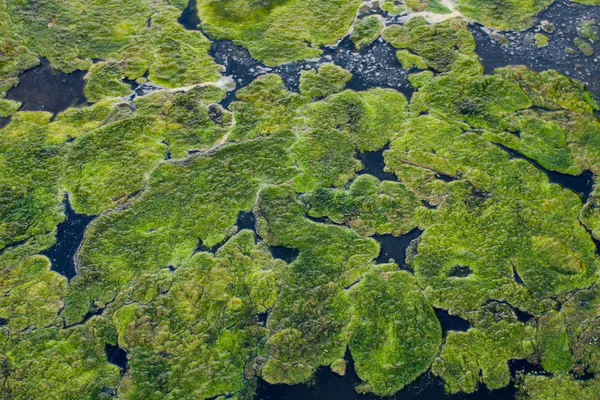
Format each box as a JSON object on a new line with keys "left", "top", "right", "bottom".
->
{"left": 4, "top": 0, "right": 222, "bottom": 89}
{"left": 455, "top": 0, "right": 554, "bottom": 31}
{"left": 111, "top": 230, "right": 283, "bottom": 399}
{"left": 382, "top": 17, "right": 482, "bottom": 75}
{"left": 351, "top": 15, "right": 383, "bottom": 50}
{"left": 299, "top": 64, "right": 353, "bottom": 99}
{"left": 195, "top": 0, "right": 362, "bottom": 66}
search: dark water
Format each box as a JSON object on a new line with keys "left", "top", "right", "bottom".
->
{"left": 358, "top": 148, "right": 398, "bottom": 181}
{"left": 43, "top": 197, "right": 94, "bottom": 280}
{"left": 496, "top": 143, "right": 595, "bottom": 201}
{"left": 374, "top": 228, "right": 423, "bottom": 265}
{"left": 5, "top": 58, "right": 86, "bottom": 114}
{"left": 471, "top": 0, "right": 600, "bottom": 98}
{"left": 105, "top": 344, "right": 128, "bottom": 374}
{"left": 269, "top": 246, "right": 300, "bottom": 264}
{"left": 434, "top": 308, "right": 471, "bottom": 337}
{"left": 237, "top": 211, "right": 257, "bottom": 231}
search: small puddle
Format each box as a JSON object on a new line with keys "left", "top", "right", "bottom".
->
{"left": 5, "top": 58, "right": 86, "bottom": 114}
{"left": 374, "top": 228, "right": 423, "bottom": 265}
{"left": 358, "top": 148, "right": 398, "bottom": 181}
{"left": 434, "top": 308, "right": 471, "bottom": 338}
{"left": 236, "top": 211, "right": 257, "bottom": 231}
{"left": 105, "top": 344, "right": 128, "bottom": 374}
{"left": 44, "top": 196, "right": 95, "bottom": 280}
{"left": 269, "top": 246, "right": 299, "bottom": 264}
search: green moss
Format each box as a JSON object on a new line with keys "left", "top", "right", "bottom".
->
{"left": 517, "top": 375, "right": 600, "bottom": 400}
{"left": 385, "top": 115, "right": 598, "bottom": 314}
{"left": 348, "top": 268, "right": 441, "bottom": 396}
{"left": 380, "top": 0, "right": 405, "bottom": 14}
{"left": 299, "top": 64, "right": 352, "bottom": 99}
{"left": 580, "top": 20, "right": 598, "bottom": 41}
{"left": 560, "top": 285, "right": 600, "bottom": 374}
{"left": 382, "top": 17, "right": 482, "bottom": 75}
{"left": 534, "top": 33, "right": 549, "bottom": 48}
{"left": 351, "top": 16, "right": 383, "bottom": 50}
{"left": 537, "top": 310, "right": 574, "bottom": 374}
{"left": 396, "top": 50, "right": 428, "bottom": 70}
{"left": 84, "top": 61, "right": 132, "bottom": 102}
{"left": 256, "top": 184, "right": 379, "bottom": 384}
{"left": 574, "top": 37, "right": 595, "bottom": 56}
{"left": 291, "top": 88, "right": 408, "bottom": 192}
{"left": 196, "top": 0, "right": 362, "bottom": 66}
{"left": 229, "top": 74, "right": 308, "bottom": 141}
{"left": 302, "top": 174, "right": 422, "bottom": 236}
{"left": 408, "top": 70, "right": 435, "bottom": 88}
{"left": 0, "top": 324, "right": 121, "bottom": 399}
{"left": 455, "top": 0, "right": 554, "bottom": 32}
{"left": 0, "top": 236, "right": 66, "bottom": 331}
{"left": 412, "top": 73, "right": 532, "bottom": 130}
{"left": 495, "top": 66, "right": 598, "bottom": 113}
{"left": 64, "top": 87, "right": 232, "bottom": 215}
{"left": 63, "top": 132, "right": 297, "bottom": 325}
{"left": 6, "top": 1, "right": 222, "bottom": 87}
{"left": 0, "top": 98, "right": 21, "bottom": 117}
{"left": 111, "top": 231, "right": 280, "bottom": 399}
{"left": 433, "top": 302, "right": 536, "bottom": 394}
{"left": 0, "top": 0, "right": 40, "bottom": 95}
{"left": 330, "top": 359, "right": 346, "bottom": 376}
{"left": 483, "top": 110, "right": 581, "bottom": 175}
{"left": 0, "top": 112, "right": 65, "bottom": 250}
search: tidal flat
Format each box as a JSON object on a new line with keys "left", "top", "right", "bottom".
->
{"left": 1, "top": 0, "right": 600, "bottom": 399}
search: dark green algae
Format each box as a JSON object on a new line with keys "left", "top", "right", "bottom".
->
{"left": 2, "top": 5, "right": 600, "bottom": 400}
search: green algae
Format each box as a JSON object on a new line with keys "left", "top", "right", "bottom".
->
{"left": 455, "top": 0, "right": 554, "bottom": 32}
{"left": 575, "top": 37, "right": 595, "bottom": 56}
{"left": 291, "top": 88, "right": 408, "bottom": 192}
{"left": 302, "top": 174, "right": 422, "bottom": 237}
{"left": 4, "top": 0, "right": 222, "bottom": 90}
{"left": 63, "top": 132, "right": 297, "bottom": 325}
{"left": 382, "top": 17, "right": 482, "bottom": 75}
{"left": 196, "top": 0, "right": 362, "bottom": 66}
{"left": 299, "top": 64, "right": 352, "bottom": 99}
{"left": 110, "top": 231, "right": 281, "bottom": 399}
{"left": 433, "top": 303, "right": 536, "bottom": 394}
{"left": 229, "top": 74, "right": 307, "bottom": 142}
{"left": 0, "top": 323, "right": 121, "bottom": 399}
{"left": 0, "top": 98, "right": 21, "bottom": 117}
{"left": 348, "top": 268, "right": 441, "bottom": 396}
{"left": 351, "top": 16, "right": 383, "bottom": 50}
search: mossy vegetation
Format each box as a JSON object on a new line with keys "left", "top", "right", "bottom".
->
{"left": 455, "top": 0, "right": 554, "bottom": 31}
{"left": 351, "top": 16, "right": 383, "bottom": 50}
{"left": 299, "top": 64, "right": 352, "bottom": 99}
{"left": 3, "top": 0, "right": 222, "bottom": 93}
{"left": 3, "top": 7, "right": 600, "bottom": 400}
{"left": 195, "top": 0, "right": 362, "bottom": 66}
{"left": 382, "top": 17, "right": 482, "bottom": 75}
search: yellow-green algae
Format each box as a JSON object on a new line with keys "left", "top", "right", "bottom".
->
{"left": 195, "top": 0, "right": 362, "bottom": 66}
